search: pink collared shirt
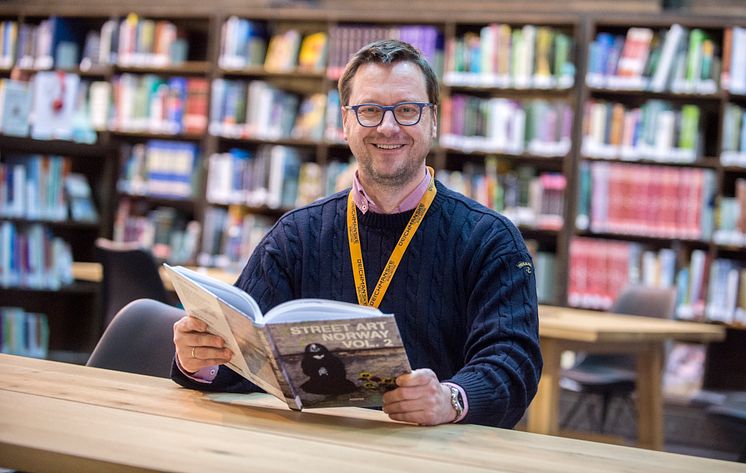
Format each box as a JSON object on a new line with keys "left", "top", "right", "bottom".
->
{"left": 178, "top": 167, "right": 468, "bottom": 421}
{"left": 351, "top": 167, "right": 430, "bottom": 214}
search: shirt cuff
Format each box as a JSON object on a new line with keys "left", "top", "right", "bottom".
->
{"left": 442, "top": 381, "right": 468, "bottom": 423}
{"left": 175, "top": 353, "right": 219, "bottom": 383}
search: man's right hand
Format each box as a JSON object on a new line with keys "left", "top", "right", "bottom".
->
{"left": 173, "top": 315, "right": 233, "bottom": 373}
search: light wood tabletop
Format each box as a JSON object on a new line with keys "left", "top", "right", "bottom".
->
{"left": 529, "top": 305, "right": 726, "bottom": 451}
{"left": 70, "top": 263, "right": 728, "bottom": 451}
{"left": 1, "top": 354, "right": 744, "bottom": 473}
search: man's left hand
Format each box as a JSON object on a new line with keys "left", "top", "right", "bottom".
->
{"left": 382, "top": 368, "right": 456, "bottom": 425}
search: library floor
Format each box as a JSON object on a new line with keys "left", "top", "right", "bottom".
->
{"left": 517, "top": 390, "right": 745, "bottom": 462}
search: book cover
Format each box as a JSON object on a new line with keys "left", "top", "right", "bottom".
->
{"left": 164, "top": 264, "right": 411, "bottom": 411}
{"left": 0, "top": 79, "right": 32, "bottom": 137}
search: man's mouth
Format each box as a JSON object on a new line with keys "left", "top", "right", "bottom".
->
{"left": 374, "top": 144, "right": 404, "bottom": 150}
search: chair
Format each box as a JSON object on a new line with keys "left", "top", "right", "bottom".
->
{"left": 560, "top": 284, "right": 678, "bottom": 433}
{"left": 705, "top": 393, "right": 746, "bottom": 462}
{"left": 95, "top": 238, "right": 175, "bottom": 331}
{"left": 86, "top": 298, "right": 185, "bottom": 378}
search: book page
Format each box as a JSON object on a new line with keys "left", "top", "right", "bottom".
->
{"left": 265, "top": 315, "right": 410, "bottom": 409}
{"left": 168, "top": 265, "right": 262, "bottom": 321}
{"left": 263, "top": 298, "right": 385, "bottom": 324}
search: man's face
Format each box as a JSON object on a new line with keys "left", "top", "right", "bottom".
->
{"left": 342, "top": 61, "right": 437, "bottom": 189}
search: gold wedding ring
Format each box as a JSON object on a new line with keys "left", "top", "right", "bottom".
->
{"left": 191, "top": 346, "right": 196, "bottom": 359}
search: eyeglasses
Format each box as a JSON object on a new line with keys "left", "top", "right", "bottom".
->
{"left": 344, "top": 102, "right": 433, "bottom": 127}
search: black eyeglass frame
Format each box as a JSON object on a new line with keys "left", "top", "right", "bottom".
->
{"left": 344, "top": 102, "right": 434, "bottom": 127}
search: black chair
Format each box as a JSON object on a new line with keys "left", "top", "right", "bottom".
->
{"left": 705, "top": 392, "right": 746, "bottom": 462}
{"left": 560, "top": 284, "right": 678, "bottom": 433}
{"left": 86, "top": 298, "right": 185, "bottom": 378}
{"left": 95, "top": 238, "right": 175, "bottom": 331}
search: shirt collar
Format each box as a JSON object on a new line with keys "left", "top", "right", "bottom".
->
{"left": 352, "top": 168, "right": 430, "bottom": 214}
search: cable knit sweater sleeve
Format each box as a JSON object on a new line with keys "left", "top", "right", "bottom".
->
{"left": 447, "top": 218, "right": 542, "bottom": 427}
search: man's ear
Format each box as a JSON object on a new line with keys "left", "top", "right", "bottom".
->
{"left": 341, "top": 105, "right": 349, "bottom": 141}
{"left": 431, "top": 105, "right": 438, "bottom": 139}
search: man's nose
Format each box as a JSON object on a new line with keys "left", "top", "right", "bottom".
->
{"left": 377, "top": 109, "right": 400, "bottom": 133}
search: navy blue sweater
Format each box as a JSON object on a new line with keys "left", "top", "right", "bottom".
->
{"left": 172, "top": 181, "right": 542, "bottom": 427}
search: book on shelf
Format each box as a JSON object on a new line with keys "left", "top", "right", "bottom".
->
{"left": 64, "top": 172, "right": 98, "bottom": 223}
{"left": 0, "top": 307, "right": 49, "bottom": 358}
{"left": 297, "top": 32, "right": 327, "bottom": 72}
{"left": 0, "top": 79, "right": 32, "bottom": 137}
{"left": 29, "top": 71, "right": 80, "bottom": 141}
{"left": 164, "top": 264, "right": 411, "bottom": 410}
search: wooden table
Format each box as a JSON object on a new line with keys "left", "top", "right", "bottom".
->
{"left": 71, "top": 261, "right": 240, "bottom": 291}
{"left": 1, "top": 355, "right": 744, "bottom": 473}
{"left": 528, "top": 305, "right": 726, "bottom": 451}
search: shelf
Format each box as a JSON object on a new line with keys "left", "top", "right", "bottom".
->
{"left": 0, "top": 134, "right": 111, "bottom": 156}
{"left": 117, "top": 193, "right": 197, "bottom": 210}
{"left": 114, "top": 61, "right": 211, "bottom": 75}
{"left": 214, "top": 135, "right": 321, "bottom": 148}
{"left": 110, "top": 130, "right": 206, "bottom": 141}
{"left": 0, "top": 217, "right": 100, "bottom": 230}
{"left": 586, "top": 86, "right": 723, "bottom": 101}
{"left": 575, "top": 230, "right": 711, "bottom": 247}
{"left": 0, "top": 281, "right": 99, "bottom": 295}
{"left": 581, "top": 155, "right": 721, "bottom": 169}
{"left": 219, "top": 66, "right": 326, "bottom": 79}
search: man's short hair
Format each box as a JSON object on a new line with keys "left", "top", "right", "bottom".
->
{"left": 338, "top": 39, "right": 439, "bottom": 107}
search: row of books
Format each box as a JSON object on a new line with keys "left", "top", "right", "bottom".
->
{"left": 0, "top": 307, "right": 49, "bottom": 359}
{"left": 209, "top": 79, "right": 325, "bottom": 141}
{"left": 326, "top": 25, "right": 442, "bottom": 80}
{"left": 117, "top": 140, "right": 200, "bottom": 200}
{"left": 205, "top": 146, "right": 303, "bottom": 211}
{"left": 570, "top": 238, "right": 745, "bottom": 325}
{"left": 0, "top": 222, "right": 73, "bottom": 290}
{"left": 206, "top": 148, "right": 353, "bottom": 211}
{"left": 587, "top": 25, "right": 718, "bottom": 94}
{"left": 676, "top": 249, "right": 746, "bottom": 325}
{"left": 713, "top": 177, "right": 746, "bottom": 247}
{"left": 444, "top": 24, "right": 575, "bottom": 89}
{"left": 0, "top": 75, "right": 97, "bottom": 143}
{"left": 112, "top": 199, "right": 200, "bottom": 264}
{"left": 0, "top": 154, "right": 69, "bottom": 222}
{"left": 197, "top": 205, "right": 273, "bottom": 271}
{"left": 220, "top": 18, "right": 327, "bottom": 73}
{"left": 110, "top": 74, "right": 208, "bottom": 135}
{"left": 576, "top": 161, "right": 716, "bottom": 240}
{"left": 437, "top": 160, "right": 566, "bottom": 230}
{"left": 0, "top": 15, "right": 190, "bottom": 71}
{"left": 721, "top": 102, "right": 746, "bottom": 167}
{"left": 582, "top": 99, "right": 702, "bottom": 163}
{"left": 440, "top": 96, "right": 573, "bottom": 157}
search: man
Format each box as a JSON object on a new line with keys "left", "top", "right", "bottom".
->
{"left": 172, "top": 39, "right": 542, "bottom": 428}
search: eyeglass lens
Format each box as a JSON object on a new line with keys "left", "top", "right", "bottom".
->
{"left": 357, "top": 103, "right": 423, "bottom": 126}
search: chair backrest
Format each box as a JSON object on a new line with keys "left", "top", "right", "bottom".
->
{"left": 86, "top": 298, "right": 185, "bottom": 378}
{"left": 579, "top": 284, "right": 678, "bottom": 369}
{"left": 95, "top": 238, "right": 174, "bottom": 330}
{"left": 610, "top": 284, "right": 678, "bottom": 319}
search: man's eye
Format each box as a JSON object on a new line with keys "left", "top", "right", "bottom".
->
{"left": 397, "top": 105, "right": 417, "bottom": 114}
{"left": 359, "top": 106, "right": 380, "bottom": 114}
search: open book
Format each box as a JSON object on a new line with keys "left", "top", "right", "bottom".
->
{"left": 164, "top": 265, "right": 411, "bottom": 410}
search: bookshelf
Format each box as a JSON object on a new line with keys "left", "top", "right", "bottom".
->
{"left": 0, "top": 6, "right": 744, "bottom": 374}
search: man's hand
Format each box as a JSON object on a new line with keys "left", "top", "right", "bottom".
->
{"left": 382, "top": 368, "right": 456, "bottom": 425}
{"left": 173, "top": 316, "right": 232, "bottom": 373}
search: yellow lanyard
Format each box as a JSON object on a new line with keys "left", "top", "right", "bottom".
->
{"left": 347, "top": 167, "right": 437, "bottom": 308}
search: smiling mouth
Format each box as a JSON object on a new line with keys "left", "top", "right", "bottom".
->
{"left": 374, "top": 144, "right": 404, "bottom": 150}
